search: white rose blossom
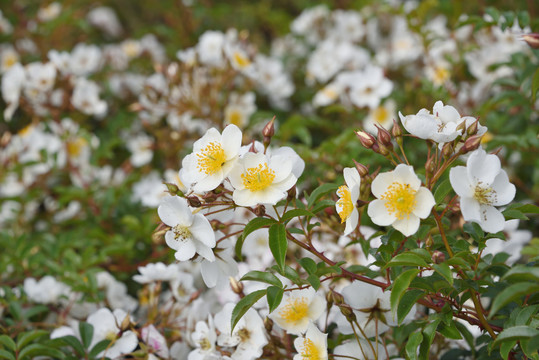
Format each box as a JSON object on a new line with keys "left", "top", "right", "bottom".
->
{"left": 336, "top": 167, "right": 361, "bottom": 236}
{"left": 449, "top": 148, "right": 516, "bottom": 233}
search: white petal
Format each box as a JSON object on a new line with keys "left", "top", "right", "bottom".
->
{"left": 467, "top": 149, "right": 500, "bottom": 186}
{"left": 165, "top": 231, "right": 180, "bottom": 250}
{"left": 221, "top": 124, "right": 243, "bottom": 159}
{"left": 174, "top": 240, "right": 197, "bottom": 261}
{"left": 191, "top": 214, "right": 216, "bottom": 248}
{"left": 392, "top": 164, "right": 421, "bottom": 190}
{"left": 200, "top": 260, "right": 219, "bottom": 288}
{"left": 158, "top": 196, "right": 193, "bottom": 227}
{"left": 478, "top": 205, "right": 505, "bottom": 233}
{"left": 243, "top": 152, "right": 266, "bottom": 169}
{"left": 108, "top": 331, "right": 138, "bottom": 358}
{"left": 368, "top": 199, "right": 396, "bottom": 226}
{"left": 412, "top": 187, "right": 435, "bottom": 219}
{"left": 195, "top": 241, "right": 215, "bottom": 262}
{"left": 270, "top": 155, "right": 293, "bottom": 183}
{"left": 344, "top": 208, "right": 359, "bottom": 236}
{"left": 449, "top": 166, "right": 473, "bottom": 198}
{"left": 436, "top": 104, "right": 460, "bottom": 124}
{"left": 460, "top": 196, "right": 481, "bottom": 222}
{"left": 193, "top": 170, "right": 224, "bottom": 192}
{"left": 392, "top": 214, "right": 420, "bottom": 237}
{"left": 233, "top": 188, "right": 257, "bottom": 207}
{"left": 490, "top": 170, "right": 516, "bottom": 206}
{"left": 401, "top": 113, "right": 439, "bottom": 140}
{"left": 192, "top": 128, "right": 221, "bottom": 152}
{"left": 228, "top": 162, "right": 245, "bottom": 189}
{"left": 343, "top": 167, "right": 361, "bottom": 188}
{"left": 370, "top": 171, "right": 395, "bottom": 198}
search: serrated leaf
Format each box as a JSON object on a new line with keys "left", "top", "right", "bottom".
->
{"left": 16, "top": 330, "right": 48, "bottom": 350}
{"left": 89, "top": 339, "right": 111, "bottom": 358}
{"left": 419, "top": 318, "right": 441, "bottom": 360}
{"left": 0, "top": 350, "right": 15, "bottom": 360}
{"left": 299, "top": 258, "right": 317, "bottom": 275}
{"left": 266, "top": 286, "right": 284, "bottom": 313}
{"left": 433, "top": 263, "right": 453, "bottom": 285}
{"left": 241, "top": 271, "right": 282, "bottom": 288}
{"left": 307, "top": 274, "right": 320, "bottom": 290}
{"left": 235, "top": 217, "right": 277, "bottom": 260}
{"left": 18, "top": 344, "right": 65, "bottom": 360}
{"left": 79, "top": 322, "right": 94, "bottom": 349}
{"left": 493, "top": 325, "right": 539, "bottom": 348}
{"left": 59, "top": 336, "right": 85, "bottom": 357}
{"left": 391, "top": 269, "right": 421, "bottom": 322}
{"left": 405, "top": 331, "right": 423, "bottom": 360}
{"left": 231, "top": 290, "right": 267, "bottom": 332}
{"left": 0, "top": 336, "right": 15, "bottom": 352}
{"left": 307, "top": 183, "right": 339, "bottom": 209}
{"left": 434, "top": 178, "right": 453, "bottom": 204}
{"left": 280, "top": 209, "right": 315, "bottom": 223}
{"left": 385, "top": 252, "right": 428, "bottom": 269}
{"left": 398, "top": 289, "right": 424, "bottom": 325}
{"left": 489, "top": 282, "right": 539, "bottom": 318}
{"left": 269, "top": 223, "right": 287, "bottom": 273}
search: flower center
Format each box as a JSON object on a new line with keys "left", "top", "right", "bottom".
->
{"left": 241, "top": 163, "right": 275, "bottom": 191}
{"left": 66, "top": 137, "right": 87, "bottom": 157}
{"left": 374, "top": 106, "right": 389, "bottom": 123}
{"left": 237, "top": 327, "right": 251, "bottom": 342}
{"left": 473, "top": 185, "right": 495, "bottom": 205}
{"left": 322, "top": 87, "right": 338, "bottom": 100}
{"left": 300, "top": 338, "right": 321, "bottom": 359}
{"left": 233, "top": 51, "right": 251, "bottom": 68}
{"left": 434, "top": 66, "right": 450, "bottom": 84}
{"left": 173, "top": 224, "right": 192, "bottom": 242}
{"left": 279, "top": 297, "right": 309, "bottom": 323}
{"left": 197, "top": 142, "right": 226, "bottom": 175}
{"left": 199, "top": 338, "right": 212, "bottom": 351}
{"left": 336, "top": 185, "right": 353, "bottom": 223}
{"left": 105, "top": 330, "right": 117, "bottom": 341}
{"left": 228, "top": 109, "right": 243, "bottom": 126}
{"left": 381, "top": 182, "right": 417, "bottom": 220}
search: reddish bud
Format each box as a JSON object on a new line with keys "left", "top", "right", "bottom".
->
{"left": 376, "top": 124, "right": 393, "bottom": 148}
{"left": 356, "top": 130, "right": 375, "bottom": 149}
{"left": 432, "top": 250, "right": 446, "bottom": 264}
{"left": 353, "top": 160, "right": 369, "bottom": 177}
{"left": 522, "top": 33, "right": 539, "bottom": 49}
{"left": 254, "top": 204, "right": 266, "bottom": 217}
{"left": 263, "top": 116, "right": 276, "bottom": 138}
{"left": 456, "top": 120, "right": 467, "bottom": 133}
{"left": 460, "top": 135, "right": 482, "bottom": 154}
{"left": 187, "top": 196, "right": 202, "bottom": 208}
{"left": 441, "top": 142, "right": 454, "bottom": 158}
{"left": 467, "top": 119, "right": 479, "bottom": 136}
{"left": 392, "top": 119, "right": 403, "bottom": 138}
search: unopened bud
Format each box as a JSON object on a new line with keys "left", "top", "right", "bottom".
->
{"left": 522, "top": 33, "right": 539, "bottom": 49}
{"left": 164, "top": 182, "right": 184, "bottom": 197}
{"left": 264, "top": 317, "right": 274, "bottom": 332}
{"left": 376, "top": 125, "right": 393, "bottom": 148}
{"left": 248, "top": 140, "right": 257, "bottom": 153}
{"left": 339, "top": 305, "right": 356, "bottom": 323}
{"left": 426, "top": 156, "right": 436, "bottom": 174}
{"left": 467, "top": 119, "right": 479, "bottom": 136}
{"left": 287, "top": 186, "right": 296, "bottom": 200}
{"left": 432, "top": 250, "right": 445, "bottom": 264}
{"left": 328, "top": 290, "right": 345, "bottom": 305}
{"left": 356, "top": 130, "right": 375, "bottom": 149}
{"left": 229, "top": 277, "right": 244, "bottom": 295}
{"left": 376, "top": 142, "right": 390, "bottom": 156}
{"left": 203, "top": 192, "right": 217, "bottom": 203}
{"left": 392, "top": 119, "right": 403, "bottom": 138}
{"left": 187, "top": 196, "right": 202, "bottom": 208}
{"left": 120, "top": 314, "right": 132, "bottom": 331}
{"left": 460, "top": 135, "right": 482, "bottom": 154}
{"left": 456, "top": 120, "right": 467, "bottom": 133}
{"left": 441, "top": 142, "right": 454, "bottom": 158}
{"left": 353, "top": 160, "right": 369, "bottom": 177}
{"left": 254, "top": 204, "right": 265, "bottom": 217}
{"left": 263, "top": 116, "right": 276, "bottom": 138}
{"left": 425, "top": 235, "right": 434, "bottom": 249}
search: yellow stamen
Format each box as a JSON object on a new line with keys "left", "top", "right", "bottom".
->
{"left": 381, "top": 182, "right": 417, "bottom": 220}
{"left": 300, "top": 338, "right": 321, "bottom": 359}
{"left": 473, "top": 185, "right": 495, "bottom": 205}
{"left": 241, "top": 163, "right": 275, "bottom": 191}
{"left": 233, "top": 51, "right": 251, "bottom": 68}
{"left": 279, "top": 297, "right": 308, "bottom": 323}
{"left": 66, "top": 137, "right": 87, "bottom": 157}
{"left": 336, "top": 185, "right": 353, "bottom": 223}
{"left": 227, "top": 109, "right": 243, "bottom": 126}
{"left": 373, "top": 106, "right": 389, "bottom": 123}
{"left": 237, "top": 328, "right": 251, "bottom": 342}
{"left": 196, "top": 142, "right": 226, "bottom": 175}
{"left": 173, "top": 224, "right": 192, "bottom": 241}
{"left": 434, "top": 66, "right": 450, "bottom": 84}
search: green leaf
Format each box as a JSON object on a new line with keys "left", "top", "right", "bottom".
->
{"left": 384, "top": 252, "right": 428, "bottom": 269}
{"left": 493, "top": 325, "right": 539, "bottom": 348}
{"left": 307, "top": 183, "right": 339, "bottom": 209}
{"left": 18, "top": 344, "right": 65, "bottom": 360}
{"left": 515, "top": 203, "right": 539, "bottom": 214}
{"left": 532, "top": 67, "right": 539, "bottom": 102}
{"left": 235, "top": 217, "right": 277, "bottom": 260}
{"left": 391, "top": 269, "right": 421, "bottom": 322}
{"left": 398, "top": 289, "right": 424, "bottom": 325}
{"left": 405, "top": 331, "right": 423, "bottom": 360}
{"left": 269, "top": 223, "right": 287, "bottom": 273}
{"left": 8, "top": 302, "right": 22, "bottom": 321}
{"left": 419, "top": 318, "right": 441, "bottom": 360}
{"left": 79, "top": 322, "right": 94, "bottom": 349}
{"left": 502, "top": 209, "right": 529, "bottom": 221}
{"left": 307, "top": 274, "right": 321, "bottom": 290}
{"left": 231, "top": 290, "right": 267, "bottom": 332}
{"left": 432, "top": 263, "right": 453, "bottom": 285}
{"left": 438, "top": 322, "right": 462, "bottom": 340}
{"left": 524, "top": 335, "right": 539, "bottom": 357}
{"left": 0, "top": 336, "right": 15, "bottom": 352}
{"left": 311, "top": 199, "right": 335, "bottom": 214}
{"left": 500, "top": 340, "right": 517, "bottom": 360}
{"left": 0, "top": 350, "right": 15, "bottom": 360}
{"left": 241, "top": 271, "right": 282, "bottom": 288}
{"left": 299, "top": 258, "right": 317, "bottom": 275}
{"left": 280, "top": 209, "right": 315, "bottom": 223}
{"left": 266, "top": 286, "right": 284, "bottom": 313}
{"left": 489, "top": 282, "right": 539, "bottom": 318}
{"left": 59, "top": 336, "right": 85, "bottom": 357}
{"left": 89, "top": 339, "right": 112, "bottom": 358}
{"left": 16, "top": 330, "right": 48, "bottom": 350}
{"left": 502, "top": 265, "right": 539, "bottom": 282}
{"left": 434, "top": 178, "right": 453, "bottom": 204}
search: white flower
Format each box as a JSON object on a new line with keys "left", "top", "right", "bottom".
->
{"left": 37, "top": 2, "right": 61, "bottom": 22}
{"left": 224, "top": 92, "right": 256, "bottom": 128}
{"left": 126, "top": 133, "right": 154, "bottom": 167}
{"left": 188, "top": 316, "right": 219, "bottom": 360}
{"left": 363, "top": 100, "right": 396, "bottom": 135}
{"left": 399, "top": 101, "right": 486, "bottom": 145}
{"left": 214, "top": 303, "right": 268, "bottom": 360}
{"left": 181, "top": 125, "right": 242, "bottom": 193}
{"left": 368, "top": 164, "right": 435, "bottom": 237}
{"left": 229, "top": 152, "right": 297, "bottom": 207}
{"left": 200, "top": 239, "right": 238, "bottom": 288}
{"left": 133, "top": 262, "right": 180, "bottom": 283}
{"left": 69, "top": 44, "right": 102, "bottom": 76}
{"left": 23, "top": 276, "right": 70, "bottom": 304}
{"left": 336, "top": 167, "right": 361, "bottom": 236}
{"left": 333, "top": 339, "right": 386, "bottom": 360}
{"left": 449, "top": 148, "right": 516, "bottom": 233}
{"left": 1, "top": 62, "right": 25, "bottom": 120}
{"left": 197, "top": 31, "right": 225, "bottom": 67}
{"left": 87, "top": 308, "right": 138, "bottom": 359}
{"left": 71, "top": 78, "right": 107, "bottom": 117}
{"left": 141, "top": 325, "right": 169, "bottom": 359}
{"left": 293, "top": 323, "right": 328, "bottom": 360}
{"left": 158, "top": 195, "right": 216, "bottom": 262}
{"left": 87, "top": 7, "right": 123, "bottom": 37}
{"left": 269, "top": 287, "right": 325, "bottom": 335}
{"left": 348, "top": 66, "right": 393, "bottom": 109}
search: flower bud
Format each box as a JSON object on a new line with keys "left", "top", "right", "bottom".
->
{"left": 263, "top": 116, "right": 276, "bottom": 138}
{"left": 522, "top": 33, "right": 539, "bottom": 49}
{"left": 467, "top": 119, "right": 479, "bottom": 136}
{"left": 353, "top": 160, "right": 369, "bottom": 177}
{"left": 264, "top": 317, "right": 274, "bottom": 332}
{"left": 456, "top": 120, "right": 467, "bottom": 134}
{"left": 254, "top": 204, "right": 265, "bottom": 217}
{"left": 460, "top": 135, "right": 482, "bottom": 154}
{"left": 203, "top": 192, "right": 217, "bottom": 203}
{"left": 432, "top": 250, "right": 445, "bottom": 264}
{"left": 327, "top": 289, "right": 344, "bottom": 305}
{"left": 441, "top": 142, "right": 454, "bottom": 158}
{"left": 187, "top": 196, "right": 202, "bottom": 208}
{"left": 376, "top": 125, "right": 393, "bottom": 149}
{"left": 426, "top": 156, "right": 436, "bottom": 175}
{"left": 164, "top": 182, "right": 184, "bottom": 197}
{"left": 425, "top": 235, "right": 433, "bottom": 249}
{"left": 376, "top": 142, "right": 390, "bottom": 156}
{"left": 356, "top": 130, "right": 375, "bottom": 149}
{"left": 287, "top": 186, "right": 297, "bottom": 201}
{"left": 120, "top": 314, "right": 132, "bottom": 331}
{"left": 392, "top": 119, "right": 403, "bottom": 138}
{"left": 229, "top": 277, "right": 244, "bottom": 295}
{"left": 339, "top": 305, "right": 356, "bottom": 323}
